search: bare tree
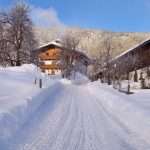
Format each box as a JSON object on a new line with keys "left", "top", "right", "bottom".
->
{"left": 102, "top": 33, "right": 113, "bottom": 84}
{"left": 0, "top": 18, "right": 12, "bottom": 66}
{"left": 60, "top": 33, "right": 80, "bottom": 78}
{"left": 0, "top": 2, "right": 37, "bottom": 66}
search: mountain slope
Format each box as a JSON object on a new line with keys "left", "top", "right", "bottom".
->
{"left": 34, "top": 27, "right": 150, "bottom": 58}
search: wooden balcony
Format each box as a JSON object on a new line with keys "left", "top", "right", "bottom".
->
{"left": 39, "top": 56, "right": 60, "bottom": 61}
{"left": 40, "top": 64, "right": 62, "bottom": 70}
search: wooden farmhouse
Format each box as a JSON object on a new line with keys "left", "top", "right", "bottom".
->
{"left": 109, "top": 38, "right": 150, "bottom": 76}
{"left": 107, "top": 38, "right": 150, "bottom": 89}
{"left": 33, "top": 40, "right": 91, "bottom": 75}
{"left": 92, "top": 38, "right": 150, "bottom": 85}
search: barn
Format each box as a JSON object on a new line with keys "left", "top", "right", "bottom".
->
{"left": 100, "top": 38, "right": 150, "bottom": 89}
{"left": 91, "top": 38, "right": 150, "bottom": 89}
{"left": 110, "top": 38, "right": 150, "bottom": 76}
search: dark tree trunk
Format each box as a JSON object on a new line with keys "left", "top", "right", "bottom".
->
{"left": 16, "top": 60, "right": 21, "bottom": 66}
{"left": 134, "top": 70, "right": 138, "bottom": 82}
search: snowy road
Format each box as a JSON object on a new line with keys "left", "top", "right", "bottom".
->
{"left": 3, "top": 81, "right": 150, "bottom": 150}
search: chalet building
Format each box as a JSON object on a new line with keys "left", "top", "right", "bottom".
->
{"left": 91, "top": 38, "right": 150, "bottom": 88}
{"left": 33, "top": 40, "right": 91, "bottom": 75}
{"left": 100, "top": 38, "right": 150, "bottom": 88}
{"left": 109, "top": 38, "right": 150, "bottom": 76}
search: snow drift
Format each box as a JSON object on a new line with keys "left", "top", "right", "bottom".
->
{"left": 0, "top": 64, "right": 63, "bottom": 142}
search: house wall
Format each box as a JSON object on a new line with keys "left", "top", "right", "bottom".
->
{"left": 38, "top": 47, "right": 62, "bottom": 75}
{"left": 38, "top": 48, "right": 61, "bottom": 60}
{"left": 36, "top": 45, "right": 90, "bottom": 76}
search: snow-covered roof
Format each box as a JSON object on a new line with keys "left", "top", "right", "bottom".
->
{"left": 33, "top": 40, "right": 92, "bottom": 65}
{"left": 38, "top": 40, "right": 63, "bottom": 50}
{"left": 111, "top": 38, "right": 150, "bottom": 62}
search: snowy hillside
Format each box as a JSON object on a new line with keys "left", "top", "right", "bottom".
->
{"left": 0, "top": 64, "right": 150, "bottom": 150}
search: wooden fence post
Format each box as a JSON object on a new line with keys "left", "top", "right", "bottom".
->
{"left": 39, "top": 79, "right": 42, "bottom": 88}
{"left": 34, "top": 78, "right": 37, "bottom": 85}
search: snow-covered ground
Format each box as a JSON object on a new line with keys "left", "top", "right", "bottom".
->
{"left": 0, "top": 64, "right": 61, "bottom": 143}
{"left": 0, "top": 65, "right": 150, "bottom": 150}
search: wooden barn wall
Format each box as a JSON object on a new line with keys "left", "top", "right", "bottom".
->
{"left": 38, "top": 48, "right": 61, "bottom": 60}
{"left": 109, "top": 43, "right": 150, "bottom": 76}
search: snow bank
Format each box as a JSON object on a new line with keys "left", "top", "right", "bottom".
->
{"left": 59, "top": 72, "right": 89, "bottom": 85}
{"left": 0, "top": 64, "right": 63, "bottom": 142}
{"left": 70, "top": 72, "right": 89, "bottom": 84}
{"left": 0, "top": 81, "right": 63, "bottom": 142}
{"left": 1, "top": 64, "right": 37, "bottom": 72}
{"left": 87, "top": 81, "right": 150, "bottom": 145}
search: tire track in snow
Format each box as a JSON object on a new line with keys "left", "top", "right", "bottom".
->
{"left": 5, "top": 84, "right": 74, "bottom": 150}
{"left": 85, "top": 86, "right": 150, "bottom": 150}
{"left": 87, "top": 97, "right": 137, "bottom": 150}
{"left": 65, "top": 91, "right": 86, "bottom": 150}
{"left": 74, "top": 86, "right": 137, "bottom": 150}
{"left": 3, "top": 81, "right": 150, "bottom": 150}
{"left": 50, "top": 85, "right": 84, "bottom": 150}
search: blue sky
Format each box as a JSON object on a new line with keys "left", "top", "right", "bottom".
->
{"left": 0, "top": 0, "right": 150, "bottom": 32}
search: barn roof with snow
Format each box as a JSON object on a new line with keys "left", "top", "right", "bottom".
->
{"left": 111, "top": 38, "right": 150, "bottom": 62}
{"left": 109, "top": 38, "right": 150, "bottom": 74}
{"left": 92, "top": 38, "right": 150, "bottom": 80}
